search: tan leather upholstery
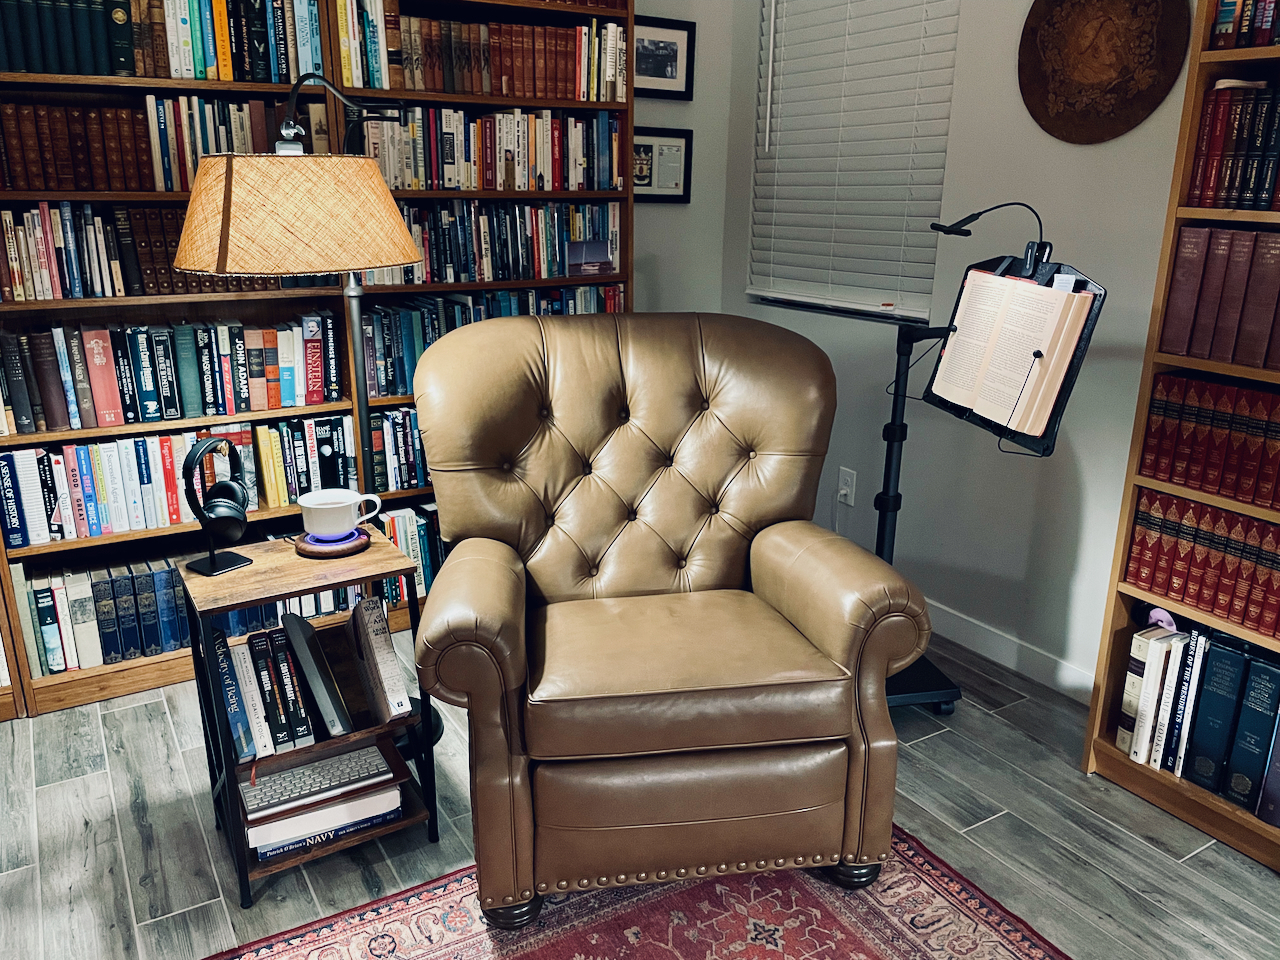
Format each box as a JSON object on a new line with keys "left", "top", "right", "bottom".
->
{"left": 414, "top": 313, "right": 930, "bottom": 913}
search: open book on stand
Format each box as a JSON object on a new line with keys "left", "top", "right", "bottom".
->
{"left": 930, "top": 270, "right": 1094, "bottom": 438}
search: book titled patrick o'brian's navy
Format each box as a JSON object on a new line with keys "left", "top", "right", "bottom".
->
{"left": 256, "top": 808, "right": 403, "bottom": 861}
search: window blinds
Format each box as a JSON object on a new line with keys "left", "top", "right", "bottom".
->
{"left": 748, "top": 0, "right": 959, "bottom": 319}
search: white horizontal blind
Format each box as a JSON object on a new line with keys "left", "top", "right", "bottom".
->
{"left": 749, "top": 0, "right": 959, "bottom": 319}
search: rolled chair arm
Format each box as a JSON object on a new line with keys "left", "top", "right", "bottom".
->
{"left": 750, "top": 520, "right": 930, "bottom": 675}
{"left": 416, "top": 537, "right": 528, "bottom": 705}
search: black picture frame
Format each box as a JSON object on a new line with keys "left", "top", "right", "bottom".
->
{"left": 634, "top": 15, "right": 696, "bottom": 101}
{"left": 633, "top": 127, "right": 693, "bottom": 204}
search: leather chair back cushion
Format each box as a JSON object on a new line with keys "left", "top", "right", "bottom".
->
{"left": 532, "top": 742, "right": 848, "bottom": 890}
{"left": 414, "top": 313, "right": 837, "bottom": 604}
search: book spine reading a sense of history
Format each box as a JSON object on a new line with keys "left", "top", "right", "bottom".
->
{"left": 339, "top": 14, "right": 625, "bottom": 98}
{"left": 0, "top": 0, "right": 323, "bottom": 81}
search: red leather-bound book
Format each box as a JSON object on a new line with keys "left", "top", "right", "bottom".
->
{"left": 1184, "top": 505, "right": 1218, "bottom": 608}
{"left": 551, "top": 117, "right": 563, "bottom": 191}
{"left": 1186, "top": 379, "right": 1218, "bottom": 489}
{"left": 1210, "top": 230, "right": 1256, "bottom": 362}
{"left": 1158, "top": 227, "right": 1211, "bottom": 356}
{"left": 1169, "top": 498, "right": 1202, "bottom": 602}
{"left": 1155, "top": 375, "right": 1187, "bottom": 481}
{"left": 1126, "top": 487, "right": 1157, "bottom": 586}
{"left": 1172, "top": 378, "right": 1202, "bottom": 486}
{"left": 1138, "top": 494, "right": 1169, "bottom": 592}
{"left": 1219, "top": 388, "right": 1256, "bottom": 498}
{"left": 1214, "top": 513, "right": 1250, "bottom": 619}
{"left": 482, "top": 115, "right": 496, "bottom": 191}
{"left": 46, "top": 107, "right": 75, "bottom": 191}
{"left": 1203, "top": 383, "right": 1240, "bottom": 493}
{"left": 116, "top": 110, "right": 140, "bottom": 192}
{"left": 1245, "top": 523, "right": 1276, "bottom": 631}
{"left": 84, "top": 108, "right": 109, "bottom": 192}
{"left": 1230, "top": 520, "right": 1264, "bottom": 624}
{"left": 1188, "top": 90, "right": 1225, "bottom": 206}
{"left": 80, "top": 327, "right": 125, "bottom": 427}
{"left": 1259, "top": 527, "right": 1280, "bottom": 635}
{"left": 1200, "top": 90, "right": 1238, "bottom": 204}
{"left": 1237, "top": 390, "right": 1273, "bottom": 503}
{"left": 1152, "top": 497, "right": 1184, "bottom": 596}
{"left": 1257, "top": 396, "right": 1280, "bottom": 507}
{"left": 1199, "top": 508, "right": 1231, "bottom": 611}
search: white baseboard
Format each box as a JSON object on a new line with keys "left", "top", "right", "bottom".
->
{"left": 924, "top": 598, "right": 1094, "bottom": 706}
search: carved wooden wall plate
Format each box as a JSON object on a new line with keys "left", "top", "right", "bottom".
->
{"left": 1018, "top": 0, "right": 1190, "bottom": 145}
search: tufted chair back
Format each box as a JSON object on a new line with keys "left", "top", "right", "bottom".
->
{"left": 413, "top": 312, "right": 837, "bottom": 605}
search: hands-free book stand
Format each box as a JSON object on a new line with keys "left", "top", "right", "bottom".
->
{"left": 922, "top": 253, "right": 1108, "bottom": 457}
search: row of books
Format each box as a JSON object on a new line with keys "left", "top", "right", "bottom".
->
{"left": 1138, "top": 373, "right": 1280, "bottom": 507}
{"left": 1187, "top": 81, "right": 1280, "bottom": 210}
{"left": 1158, "top": 226, "right": 1280, "bottom": 365}
{"left": 379, "top": 504, "right": 440, "bottom": 608}
{"left": 368, "top": 407, "right": 424, "bottom": 495}
{"left": 0, "top": 203, "right": 285, "bottom": 303}
{"left": 362, "top": 200, "right": 621, "bottom": 287}
{"left": 1125, "top": 488, "right": 1280, "bottom": 633}
{"left": 0, "top": 415, "right": 359, "bottom": 549}
{"left": 1118, "top": 619, "right": 1280, "bottom": 828}
{"left": 0, "top": 317, "right": 342, "bottom": 436}
{"left": 0, "top": 0, "right": 327, "bottom": 82}
{"left": 343, "top": 13, "right": 625, "bottom": 104}
{"left": 10, "top": 559, "right": 191, "bottom": 676}
{"left": 1212, "top": 1, "right": 1280, "bottom": 49}
{"left": 362, "top": 108, "right": 621, "bottom": 194}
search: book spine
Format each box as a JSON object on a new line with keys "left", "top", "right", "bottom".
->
{"left": 212, "top": 628, "right": 256, "bottom": 762}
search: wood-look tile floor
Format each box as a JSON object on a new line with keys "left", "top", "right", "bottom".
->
{"left": 1, "top": 633, "right": 1278, "bottom": 960}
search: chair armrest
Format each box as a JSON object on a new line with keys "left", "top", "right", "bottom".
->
{"left": 416, "top": 537, "right": 527, "bottom": 706}
{"left": 750, "top": 520, "right": 930, "bottom": 675}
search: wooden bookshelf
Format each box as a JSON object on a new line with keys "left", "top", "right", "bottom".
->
{"left": 0, "top": 0, "right": 635, "bottom": 718}
{"left": 1084, "top": 1, "right": 1280, "bottom": 871}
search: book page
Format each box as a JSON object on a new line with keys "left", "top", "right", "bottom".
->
{"left": 1020, "top": 290, "right": 1094, "bottom": 436}
{"left": 971, "top": 282, "right": 1074, "bottom": 426}
{"left": 932, "top": 272, "right": 1011, "bottom": 409}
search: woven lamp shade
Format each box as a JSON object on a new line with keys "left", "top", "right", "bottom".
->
{"left": 175, "top": 154, "right": 419, "bottom": 275}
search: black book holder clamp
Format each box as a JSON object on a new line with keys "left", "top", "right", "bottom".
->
{"left": 183, "top": 436, "right": 254, "bottom": 577}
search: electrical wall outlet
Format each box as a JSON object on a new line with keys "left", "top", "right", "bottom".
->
{"left": 838, "top": 467, "right": 856, "bottom": 506}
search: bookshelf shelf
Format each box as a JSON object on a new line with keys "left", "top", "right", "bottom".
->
{"left": 7, "top": 504, "right": 302, "bottom": 559}
{"left": 380, "top": 487, "right": 434, "bottom": 502}
{"left": 0, "top": 400, "right": 353, "bottom": 450}
{"left": 439, "top": 0, "right": 628, "bottom": 16}
{"left": 0, "top": 685, "right": 17, "bottom": 722}
{"left": 340, "top": 86, "right": 628, "bottom": 111}
{"left": 0, "top": 287, "right": 343, "bottom": 312}
{"left": 29, "top": 647, "right": 194, "bottom": 713}
{"left": 1151, "top": 352, "right": 1280, "bottom": 383}
{"left": 364, "top": 274, "right": 626, "bottom": 295}
{"left": 1176, "top": 207, "right": 1280, "bottom": 224}
{"left": 392, "top": 189, "right": 621, "bottom": 200}
{"left": 1133, "top": 476, "right": 1280, "bottom": 527}
{"left": 368, "top": 395, "right": 414, "bottom": 407}
{"left": 0, "top": 192, "right": 193, "bottom": 203}
{"left": 0, "top": 73, "right": 321, "bottom": 95}
{"left": 1087, "top": 0, "right": 1280, "bottom": 875}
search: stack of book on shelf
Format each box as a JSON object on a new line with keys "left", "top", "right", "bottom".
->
{"left": 9, "top": 559, "right": 191, "bottom": 677}
{"left": 1187, "top": 79, "right": 1280, "bottom": 211}
{"left": 1160, "top": 225, "right": 1280, "bottom": 363}
{"left": 1138, "top": 373, "right": 1280, "bottom": 507}
{"left": 1118, "top": 618, "right": 1280, "bottom": 829}
{"left": 211, "top": 599, "right": 413, "bottom": 858}
{"left": 365, "top": 107, "right": 620, "bottom": 193}
{"left": 366, "top": 200, "right": 621, "bottom": 288}
{"left": 378, "top": 503, "right": 441, "bottom": 605}
{"left": 1125, "top": 487, "right": 1280, "bottom": 634}
{"left": 1213, "top": 1, "right": 1280, "bottom": 50}
{"left": 0, "top": 0, "right": 325, "bottom": 82}
{"left": 343, "top": 11, "right": 626, "bottom": 101}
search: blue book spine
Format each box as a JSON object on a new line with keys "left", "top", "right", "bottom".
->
{"left": 306, "top": 0, "right": 322, "bottom": 73}
{"left": 0, "top": 454, "right": 28, "bottom": 549}
{"left": 256, "top": 808, "right": 402, "bottom": 859}
{"left": 279, "top": 362, "right": 295, "bottom": 408}
{"left": 199, "top": 0, "right": 216, "bottom": 79}
{"left": 227, "top": 605, "right": 248, "bottom": 638}
{"left": 91, "top": 574, "right": 121, "bottom": 663}
{"left": 409, "top": 409, "right": 425, "bottom": 487}
{"left": 265, "top": 0, "right": 279, "bottom": 83}
{"left": 81, "top": 204, "right": 104, "bottom": 297}
{"left": 261, "top": 602, "right": 278, "bottom": 628}
{"left": 152, "top": 565, "right": 178, "bottom": 653}
{"left": 58, "top": 202, "right": 84, "bottom": 298}
{"left": 113, "top": 571, "right": 141, "bottom": 659}
{"left": 75, "top": 446, "right": 102, "bottom": 538}
{"left": 50, "top": 329, "right": 82, "bottom": 430}
{"left": 33, "top": 587, "right": 66, "bottom": 674}
{"left": 133, "top": 568, "right": 161, "bottom": 657}
{"left": 127, "top": 328, "right": 162, "bottom": 422}
{"left": 154, "top": 104, "right": 173, "bottom": 192}
{"left": 168, "top": 563, "right": 190, "bottom": 649}
{"left": 212, "top": 630, "right": 256, "bottom": 763}
{"left": 133, "top": 438, "right": 151, "bottom": 488}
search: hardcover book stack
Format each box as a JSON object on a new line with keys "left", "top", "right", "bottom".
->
{"left": 364, "top": 107, "right": 620, "bottom": 194}
{"left": 1137, "top": 373, "right": 1280, "bottom": 508}
{"left": 1158, "top": 225, "right": 1280, "bottom": 364}
{"left": 1125, "top": 487, "right": 1280, "bottom": 636}
{"left": 341, "top": 10, "right": 626, "bottom": 102}
{"left": 0, "top": 0, "right": 326, "bottom": 82}
{"left": 211, "top": 600, "right": 412, "bottom": 859}
{"left": 1186, "top": 79, "right": 1280, "bottom": 210}
{"left": 1117, "top": 619, "right": 1280, "bottom": 830}
{"left": 0, "top": 317, "right": 343, "bottom": 437}
{"left": 1213, "top": 1, "right": 1280, "bottom": 49}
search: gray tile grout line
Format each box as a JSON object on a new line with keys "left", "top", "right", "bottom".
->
{"left": 95, "top": 699, "right": 145, "bottom": 960}
{"left": 903, "top": 728, "right": 949, "bottom": 747}
{"left": 959, "top": 810, "right": 1007, "bottom": 834}
{"left": 162, "top": 684, "right": 238, "bottom": 948}
{"left": 99, "top": 696, "right": 164, "bottom": 714}
{"left": 33, "top": 766, "right": 110, "bottom": 791}
{"left": 134, "top": 895, "right": 225, "bottom": 928}
{"left": 1178, "top": 839, "right": 1217, "bottom": 863}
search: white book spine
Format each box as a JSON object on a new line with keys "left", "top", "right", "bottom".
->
{"left": 343, "top": 415, "right": 357, "bottom": 490}
{"left": 303, "top": 418, "right": 321, "bottom": 490}
{"left": 230, "top": 643, "right": 275, "bottom": 759}
{"left": 174, "top": 434, "right": 195, "bottom": 523}
{"left": 114, "top": 440, "right": 146, "bottom": 531}
{"left": 1175, "top": 633, "right": 1211, "bottom": 778}
{"left": 145, "top": 96, "right": 166, "bottom": 190}
{"left": 50, "top": 577, "right": 79, "bottom": 670}
{"left": 49, "top": 455, "right": 77, "bottom": 541}
{"left": 1150, "top": 637, "right": 1188, "bottom": 769}
{"left": 97, "top": 443, "right": 132, "bottom": 535}
{"left": 1130, "top": 640, "right": 1171, "bottom": 766}
{"left": 12, "top": 450, "right": 50, "bottom": 544}
{"left": 292, "top": 326, "right": 305, "bottom": 403}
{"left": 91, "top": 218, "right": 115, "bottom": 297}
{"left": 66, "top": 572, "right": 103, "bottom": 669}
{"left": 10, "top": 562, "right": 42, "bottom": 678}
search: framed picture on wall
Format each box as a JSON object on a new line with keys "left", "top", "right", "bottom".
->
{"left": 634, "top": 16, "right": 696, "bottom": 100}
{"left": 633, "top": 127, "right": 693, "bottom": 204}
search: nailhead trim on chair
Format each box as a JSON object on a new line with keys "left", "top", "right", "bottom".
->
{"left": 531, "top": 852, "right": 883, "bottom": 896}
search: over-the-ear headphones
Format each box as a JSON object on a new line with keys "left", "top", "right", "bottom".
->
{"left": 183, "top": 436, "right": 249, "bottom": 544}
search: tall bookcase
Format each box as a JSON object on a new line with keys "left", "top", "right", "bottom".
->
{"left": 0, "top": 0, "right": 634, "bottom": 719}
{"left": 1084, "top": 2, "right": 1280, "bottom": 870}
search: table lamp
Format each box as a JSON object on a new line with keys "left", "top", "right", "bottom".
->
{"left": 174, "top": 74, "right": 419, "bottom": 490}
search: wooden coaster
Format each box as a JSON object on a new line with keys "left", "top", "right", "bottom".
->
{"left": 294, "top": 528, "right": 371, "bottom": 559}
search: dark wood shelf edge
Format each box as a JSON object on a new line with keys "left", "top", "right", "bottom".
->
{"left": 1113, "top": 581, "right": 1280, "bottom": 656}
{"left": 0, "top": 73, "right": 320, "bottom": 94}
{"left": 0, "top": 287, "right": 344, "bottom": 311}
{"left": 30, "top": 649, "right": 195, "bottom": 712}
{"left": 1133, "top": 475, "right": 1280, "bottom": 528}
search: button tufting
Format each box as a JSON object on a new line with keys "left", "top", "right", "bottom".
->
{"left": 502, "top": 462, "right": 512, "bottom": 471}
{"left": 677, "top": 559, "right": 687, "bottom": 569}
{"left": 748, "top": 450, "right": 757, "bottom": 459}
{"left": 582, "top": 462, "right": 592, "bottom": 476}
{"left": 627, "top": 509, "right": 637, "bottom": 521}
{"left": 539, "top": 408, "right": 549, "bottom": 418}
{"left": 589, "top": 566, "right": 599, "bottom": 576}
{"left": 710, "top": 505, "right": 719, "bottom": 515}
{"left": 700, "top": 400, "right": 709, "bottom": 411}
{"left": 619, "top": 408, "right": 629, "bottom": 421}
{"left": 665, "top": 456, "right": 674, "bottom": 467}
{"left": 546, "top": 514, "right": 555, "bottom": 526}
{"left": 557, "top": 881, "right": 569, "bottom": 890}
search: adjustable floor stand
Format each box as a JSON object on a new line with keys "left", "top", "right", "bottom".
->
{"left": 878, "top": 322, "right": 962, "bottom": 715}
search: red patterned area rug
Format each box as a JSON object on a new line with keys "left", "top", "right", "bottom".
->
{"left": 207, "top": 827, "right": 1070, "bottom": 960}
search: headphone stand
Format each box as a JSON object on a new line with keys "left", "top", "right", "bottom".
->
{"left": 187, "top": 537, "right": 253, "bottom": 577}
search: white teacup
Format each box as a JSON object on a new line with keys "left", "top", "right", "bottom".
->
{"left": 298, "top": 489, "right": 381, "bottom": 540}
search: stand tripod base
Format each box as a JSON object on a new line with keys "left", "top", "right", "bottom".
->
{"left": 186, "top": 551, "right": 253, "bottom": 577}
{"left": 886, "top": 656, "right": 962, "bottom": 715}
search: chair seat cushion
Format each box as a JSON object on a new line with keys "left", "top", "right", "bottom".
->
{"left": 525, "top": 589, "right": 852, "bottom": 759}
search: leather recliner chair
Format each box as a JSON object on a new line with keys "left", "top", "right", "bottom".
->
{"left": 413, "top": 312, "right": 930, "bottom": 929}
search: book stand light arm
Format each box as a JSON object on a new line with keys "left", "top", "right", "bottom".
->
{"left": 931, "top": 201, "right": 1052, "bottom": 278}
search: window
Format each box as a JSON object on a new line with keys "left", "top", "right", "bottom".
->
{"left": 748, "top": 0, "right": 959, "bottom": 320}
